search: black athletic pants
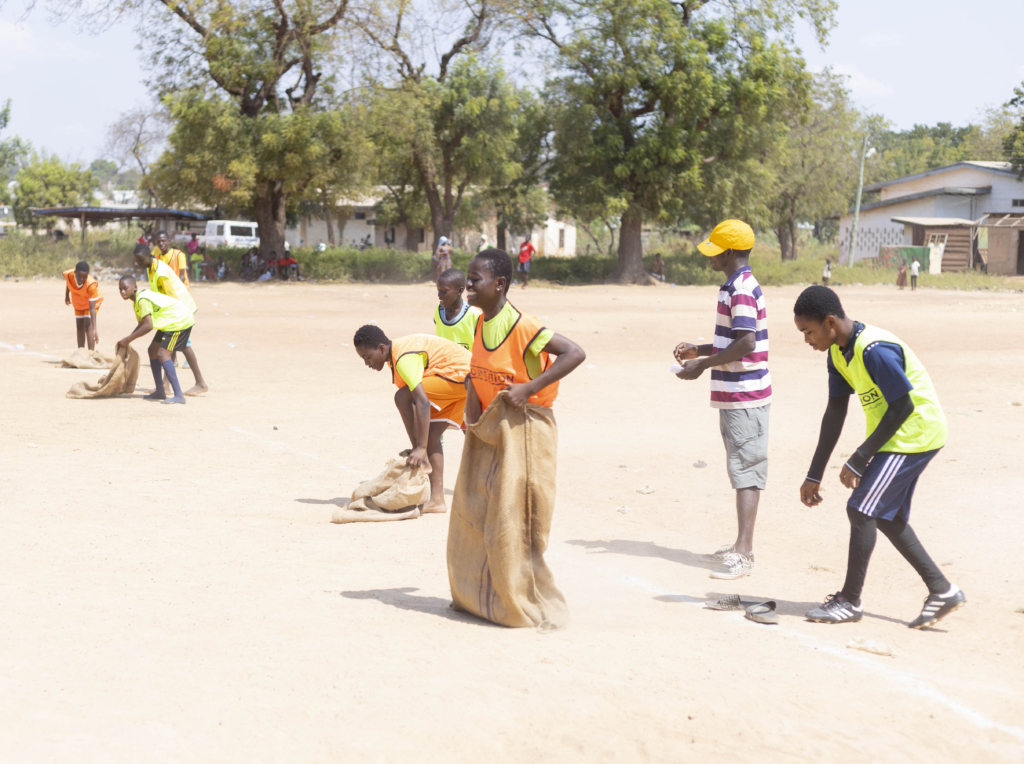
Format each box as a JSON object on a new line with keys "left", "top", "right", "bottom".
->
{"left": 841, "top": 505, "right": 949, "bottom": 604}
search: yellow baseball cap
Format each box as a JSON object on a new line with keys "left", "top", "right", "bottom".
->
{"left": 696, "top": 219, "right": 755, "bottom": 257}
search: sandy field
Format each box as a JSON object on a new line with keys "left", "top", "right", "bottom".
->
{"left": 1, "top": 276, "right": 1022, "bottom": 762}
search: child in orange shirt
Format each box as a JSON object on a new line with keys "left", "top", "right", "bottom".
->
{"left": 63, "top": 261, "right": 103, "bottom": 350}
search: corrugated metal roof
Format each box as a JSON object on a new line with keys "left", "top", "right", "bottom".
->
{"left": 890, "top": 216, "right": 975, "bottom": 227}
{"left": 848, "top": 185, "right": 990, "bottom": 214}
{"left": 864, "top": 161, "right": 1018, "bottom": 192}
{"left": 30, "top": 207, "right": 210, "bottom": 221}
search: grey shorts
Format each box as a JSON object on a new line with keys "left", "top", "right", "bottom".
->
{"left": 719, "top": 404, "right": 769, "bottom": 490}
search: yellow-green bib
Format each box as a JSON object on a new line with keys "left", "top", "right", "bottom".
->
{"left": 434, "top": 304, "right": 477, "bottom": 350}
{"left": 829, "top": 324, "right": 947, "bottom": 453}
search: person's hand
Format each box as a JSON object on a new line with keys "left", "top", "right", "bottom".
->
{"left": 800, "top": 479, "right": 823, "bottom": 507}
{"left": 115, "top": 337, "right": 131, "bottom": 352}
{"left": 840, "top": 464, "right": 860, "bottom": 489}
{"left": 89, "top": 328, "right": 99, "bottom": 346}
{"left": 504, "top": 382, "right": 533, "bottom": 409}
{"left": 406, "top": 446, "right": 427, "bottom": 468}
{"left": 675, "top": 359, "right": 704, "bottom": 381}
{"left": 65, "top": 294, "right": 71, "bottom": 306}
{"left": 674, "top": 342, "right": 698, "bottom": 362}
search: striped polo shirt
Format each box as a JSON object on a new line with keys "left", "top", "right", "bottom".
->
{"left": 710, "top": 266, "right": 771, "bottom": 410}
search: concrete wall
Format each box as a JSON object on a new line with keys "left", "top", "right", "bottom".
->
{"left": 839, "top": 198, "right": 937, "bottom": 263}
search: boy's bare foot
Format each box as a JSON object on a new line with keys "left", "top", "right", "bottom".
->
{"left": 184, "top": 383, "right": 209, "bottom": 396}
{"left": 421, "top": 498, "right": 448, "bottom": 514}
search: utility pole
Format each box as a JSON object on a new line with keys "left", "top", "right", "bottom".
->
{"left": 848, "top": 135, "right": 869, "bottom": 265}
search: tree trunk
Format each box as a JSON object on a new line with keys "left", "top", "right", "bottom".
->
{"left": 614, "top": 208, "right": 654, "bottom": 284}
{"left": 325, "top": 202, "right": 335, "bottom": 246}
{"left": 788, "top": 212, "right": 798, "bottom": 261}
{"left": 776, "top": 224, "right": 793, "bottom": 261}
{"left": 496, "top": 222, "right": 507, "bottom": 251}
{"left": 254, "top": 179, "right": 287, "bottom": 258}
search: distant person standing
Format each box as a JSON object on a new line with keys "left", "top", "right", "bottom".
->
{"left": 434, "top": 236, "right": 453, "bottom": 283}
{"left": 822, "top": 258, "right": 832, "bottom": 286}
{"left": 910, "top": 258, "right": 920, "bottom": 291}
{"left": 896, "top": 263, "right": 908, "bottom": 291}
{"left": 652, "top": 252, "right": 666, "bottom": 281}
{"left": 186, "top": 233, "right": 200, "bottom": 256}
{"left": 517, "top": 236, "right": 536, "bottom": 289}
{"left": 63, "top": 261, "right": 103, "bottom": 350}
{"left": 152, "top": 231, "right": 190, "bottom": 287}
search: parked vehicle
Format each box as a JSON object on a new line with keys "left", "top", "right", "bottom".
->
{"left": 203, "top": 220, "right": 260, "bottom": 249}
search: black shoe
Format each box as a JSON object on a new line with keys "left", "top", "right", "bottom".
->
{"left": 806, "top": 592, "right": 863, "bottom": 624}
{"left": 908, "top": 589, "right": 966, "bottom": 629}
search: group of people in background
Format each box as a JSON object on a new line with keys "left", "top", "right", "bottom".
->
{"left": 240, "top": 247, "right": 300, "bottom": 281}
{"left": 434, "top": 234, "right": 536, "bottom": 288}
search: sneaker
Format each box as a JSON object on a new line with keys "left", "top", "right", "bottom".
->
{"left": 806, "top": 592, "right": 863, "bottom": 624}
{"left": 908, "top": 589, "right": 966, "bottom": 629}
{"left": 709, "top": 552, "right": 753, "bottom": 580}
{"left": 700, "top": 544, "right": 735, "bottom": 563}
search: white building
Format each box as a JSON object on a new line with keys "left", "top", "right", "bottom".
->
{"left": 286, "top": 196, "right": 577, "bottom": 257}
{"left": 838, "top": 161, "right": 1024, "bottom": 273}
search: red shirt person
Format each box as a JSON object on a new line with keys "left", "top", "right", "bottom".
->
{"left": 517, "top": 237, "right": 536, "bottom": 289}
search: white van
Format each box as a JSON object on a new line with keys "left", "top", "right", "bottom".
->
{"left": 204, "top": 220, "right": 260, "bottom": 249}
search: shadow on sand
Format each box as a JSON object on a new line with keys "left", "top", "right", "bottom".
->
{"left": 339, "top": 587, "right": 492, "bottom": 626}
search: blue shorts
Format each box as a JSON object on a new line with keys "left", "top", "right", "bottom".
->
{"left": 518, "top": 260, "right": 531, "bottom": 273}
{"left": 849, "top": 449, "right": 939, "bottom": 521}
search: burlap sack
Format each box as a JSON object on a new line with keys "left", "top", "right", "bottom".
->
{"left": 447, "top": 393, "right": 569, "bottom": 630}
{"left": 332, "top": 452, "right": 431, "bottom": 523}
{"left": 66, "top": 346, "right": 141, "bottom": 399}
{"left": 61, "top": 349, "right": 115, "bottom": 369}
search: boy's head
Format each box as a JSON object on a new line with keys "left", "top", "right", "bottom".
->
{"left": 697, "top": 219, "right": 754, "bottom": 273}
{"left": 793, "top": 285, "right": 847, "bottom": 352}
{"left": 353, "top": 324, "right": 391, "bottom": 371}
{"left": 467, "top": 248, "right": 513, "bottom": 308}
{"left": 154, "top": 231, "right": 169, "bottom": 253}
{"left": 133, "top": 242, "right": 154, "bottom": 268}
{"left": 118, "top": 275, "right": 138, "bottom": 301}
{"left": 74, "top": 261, "right": 89, "bottom": 285}
{"left": 437, "top": 268, "right": 466, "bottom": 308}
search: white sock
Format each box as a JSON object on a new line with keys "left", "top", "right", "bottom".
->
{"left": 939, "top": 584, "right": 960, "bottom": 598}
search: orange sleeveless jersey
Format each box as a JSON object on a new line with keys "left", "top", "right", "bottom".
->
{"left": 63, "top": 269, "right": 104, "bottom": 311}
{"left": 470, "top": 305, "right": 558, "bottom": 411}
{"left": 390, "top": 334, "right": 471, "bottom": 389}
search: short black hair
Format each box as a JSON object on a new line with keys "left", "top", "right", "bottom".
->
{"left": 731, "top": 248, "right": 752, "bottom": 258}
{"left": 472, "top": 248, "right": 514, "bottom": 294}
{"left": 153, "top": 230, "right": 167, "bottom": 238}
{"left": 794, "top": 285, "right": 845, "bottom": 322}
{"left": 75, "top": 260, "right": 89, "bottom": 273}
{"left": 133, "top": 243, "right": 152, "bottom": 259}
{"left": 438, "top": 267, "right": 465, "bottom": 288}
{"left": 353, "top": 324, "right": 389, "bottom": 348}
{"left": 119, "top": 274, "right": 136, "bottom": 289}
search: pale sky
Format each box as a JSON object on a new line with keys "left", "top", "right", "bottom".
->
{"left": 1, "top": 0, "right": 1023, "bottom": 161}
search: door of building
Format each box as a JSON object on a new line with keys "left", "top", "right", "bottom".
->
{"left": 1018, "top": 232, "right": 1024, "bottom": 275}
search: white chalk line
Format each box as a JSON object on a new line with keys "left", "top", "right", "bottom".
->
{"left": 565, "top": 551, "right": 1024, "bottom": 749}
{"left": 0, "top": 340, "right": 61, "bottom": 361}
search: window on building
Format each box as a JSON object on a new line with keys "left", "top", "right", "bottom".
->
{"left": 354, "top": 211, "right": 367, "bottom": 220}
{"left": 558, "top": 228, "right": 565, "bottom": 249}
{"left": 1012, "top": 199, "right": 1024, "bottom": 207}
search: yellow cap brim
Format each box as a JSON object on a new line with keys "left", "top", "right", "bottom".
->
{"left": 697, "top": 238, "right": 725, "bottom": 257}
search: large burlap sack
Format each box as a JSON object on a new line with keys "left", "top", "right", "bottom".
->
{"left": 61, "top": 349, "right": 115, "bottom": 369}
{"left": 332, "top": 452, "right": 431, "bottom": 523}
{"left": 447, "top": 393, "right": 569, "bottom": 630}
{"left": 66, "top": 346, "right": 141, "bottom": 399}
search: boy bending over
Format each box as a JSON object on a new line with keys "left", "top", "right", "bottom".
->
{"left": 354, "top": 327, "right": 471, "bottom": 515}
{"left": 64, "top": 261, "right": 103, "bottom": 350}
{"left": 793, "top": 285, "right": 965, "bottom": 628}
{"left": 115, "top": 275, "right": 195, "bottom": 405}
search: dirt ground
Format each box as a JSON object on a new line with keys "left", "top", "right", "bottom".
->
{"left": 1, "top": 276, "right": 1022, "bottom": 762}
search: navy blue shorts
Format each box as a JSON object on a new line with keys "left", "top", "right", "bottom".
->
{"left": 849, "top": 449, "right": 939, "bottom": 521}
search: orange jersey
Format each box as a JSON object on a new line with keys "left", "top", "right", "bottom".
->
{"left": 157, "top": 247, "right": 191, "bottom": 286}
{"left": 470, "top": 305, "right": 558, "bottom": 412}
{"left": 389, "top": 334, "right": 471, "bottom": 390}
{"left": 63, "top": 269, "right": 104, "bottom": 312}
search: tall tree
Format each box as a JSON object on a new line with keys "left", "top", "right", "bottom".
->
{"left": 53, "top": 0, "right": 353, "bottom": 255}
{"left": 0, "top": 100, "right": 32, "bottom": 204}
{"left": 104, "top": 106, "right": 165, "bottom": 206}
{"left": 521, "top": 0, "right": 831, "bottom": 283}
{"left": 766, "top": 69, "right": 860, "bottom": 260}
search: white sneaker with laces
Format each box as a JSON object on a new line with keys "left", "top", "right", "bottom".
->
{"left": 710, "top": 552, "right": 754, "bottom": 580}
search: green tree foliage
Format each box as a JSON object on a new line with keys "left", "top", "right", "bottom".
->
{"left": 12, "top": 153, "right": 97, "bottom": 229}
{"left": 366, "top": 57, "right": 521, "bottom": 249}
{"left": 523, "top": 0, "right": 832, "bottom": 283}
{"left": 765, "top": 69, "right": 860, "bottom": 260}
{"left": 1003, "top": 86, "right": 1024, "bottom": 177}
{"left": 0, "top": 100, "right": 32, "bottom": 203}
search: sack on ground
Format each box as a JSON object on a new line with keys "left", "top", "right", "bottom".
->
{"left": 61, "top": 349, "right": 115, "bottom": 369}
{"left": 66, "top": 346, "right": 140, "bottom": 399}
{"left": 332, "top": 452, "right": 431, "bottom": 523}
{"left": 447, "top": 393, "right": 569, "bottom": 630}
